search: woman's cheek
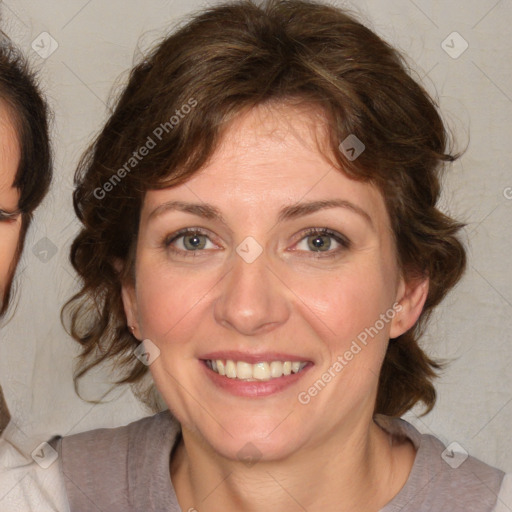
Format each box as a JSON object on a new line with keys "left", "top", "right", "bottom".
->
{"left": 291, "top": 267, "right": 384, "bottom": 333}
{"left": 135, "top": 264, "right": 212, "bottom": 339}
{"left": 0, "top": 220, "right": 22, "bottom": 298}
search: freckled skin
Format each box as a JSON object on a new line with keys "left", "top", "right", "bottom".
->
{"left": 122, "top": 104, "right": 428, "bottom": 511}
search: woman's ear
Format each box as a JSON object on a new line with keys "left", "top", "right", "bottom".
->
{"left": 389, "top": 276, "right": 429, "bottom": 339}
{"left": 115, "top": 257, "right": 141, "bottom": 338}
{"left": 121, "top": 281, "right": 140, "bottom": 339}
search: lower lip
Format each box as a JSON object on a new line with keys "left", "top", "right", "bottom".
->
{"left": 201, "top": 360, "right": 313, "bottom": 397}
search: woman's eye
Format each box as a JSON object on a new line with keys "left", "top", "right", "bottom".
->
{"left": 0, "top": 209, "right": 20, "bottom": 222}
{"left": 165, "top": 230, "right": 217, "bottom": 253}
{"left": 294, "top": 229, "right": 350, "bottom": 254}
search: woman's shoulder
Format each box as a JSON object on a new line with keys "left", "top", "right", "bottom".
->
{"left": 57, "top": 409, "right": 178, "bottom": 454}
{"left": 376, "top": 415, "right": 508, "bottom": 512}
{"left": 54, "top": 410, "right": 180, "bottom": 511}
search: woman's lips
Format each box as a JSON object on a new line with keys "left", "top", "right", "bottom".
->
{"left": 200, "top": 358, "right": 313, "bottom": 397}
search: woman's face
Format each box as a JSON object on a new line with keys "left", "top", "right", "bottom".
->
{"left": 0, "top": 102, "right": 21, "bottom": 313}
{"left": 123, "top": 104, "right": 427, "bottom": 461}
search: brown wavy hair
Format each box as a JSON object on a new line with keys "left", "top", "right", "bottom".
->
{"left": 64, "top": 0, "right": 466, "bottom": 417}
{"left": 0, "top": 31, "right": 52, "bottom": 316}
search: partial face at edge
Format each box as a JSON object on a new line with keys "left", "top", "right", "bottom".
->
{"left": 0, "top": 101, "right": 21, "bottom": 314}
{"left": 122, "top": 103, "right": 428, "bottom": 461}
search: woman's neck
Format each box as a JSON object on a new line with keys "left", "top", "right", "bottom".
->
{"left": 170, "top": 418, "right": 416, "bottom": 512}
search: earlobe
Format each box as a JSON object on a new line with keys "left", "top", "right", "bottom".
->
{"left": 121, "top": 283, "right": 140, "bottom": 338}
{"left": 389, "top": 277, "right": 429, "bottom": 339}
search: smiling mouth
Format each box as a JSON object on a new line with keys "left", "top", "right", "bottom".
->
{"left": 204, "top": 359, "right": 309, "bottom": 381}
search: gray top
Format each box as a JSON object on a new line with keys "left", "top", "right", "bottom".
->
{"left": 53, "top": 411, "right": 505, "bottom": 511}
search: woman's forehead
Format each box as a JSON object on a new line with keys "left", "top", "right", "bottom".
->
{"left": 216, "top": 101, "right": 333, "bottom": 155}
{"left": 141, "top": 106, "right": 389, "bottom": 233}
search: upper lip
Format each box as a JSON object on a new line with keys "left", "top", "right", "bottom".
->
{"left": 200, "top": 351, "right": 312, "bottom": 364}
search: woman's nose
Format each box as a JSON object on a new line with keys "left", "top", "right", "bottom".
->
{"left": 213, "top": 242, "right": 290, "bottom": 336}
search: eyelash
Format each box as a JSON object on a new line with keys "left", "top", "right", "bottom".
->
{"left": 296, "top": 228, "right": 351, "bottom": 257}
{"left": 163, "top": 228, "right": 215, "bottom": 258}
{"left": 163, "top": 227, "right": 351, "bottom": 258}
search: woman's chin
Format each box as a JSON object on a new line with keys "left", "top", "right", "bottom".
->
{"left": 182, "top": 413, "right": 309, "bottom": 464}
{"left": 210, "top": 431, "right": 304, "bottom": 464}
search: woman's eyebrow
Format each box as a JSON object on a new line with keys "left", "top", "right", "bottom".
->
{"left": 277, "top": 199, "right": 373, "bottom": 228}
{"left": 148, "top": 200, "right": 226, "bottom": 223}
{"left": 148, "top": 198, "right": 373, "bottom": 228}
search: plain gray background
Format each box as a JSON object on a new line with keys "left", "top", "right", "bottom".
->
{"left": 0, "top": 0, "right": 511, "bottom": 473}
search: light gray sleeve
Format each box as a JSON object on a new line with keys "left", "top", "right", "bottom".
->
{"left": 0, "top": 436, "right": 70, "bottom": 512}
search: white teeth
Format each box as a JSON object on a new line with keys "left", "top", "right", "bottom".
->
{"left": 253, "top": 362, "right": 270, "bottom": 380}
{"left": 270, "top": 361, "right": 283, "bottom": 378}
{"left": 225, "top": 360, "right": 237, "bottom": 379}
{"left": 236, "top": 361, "right": 253, "bottom": 379}
{"left": 207, "top": 359, "right": 308, "bottom": 381}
